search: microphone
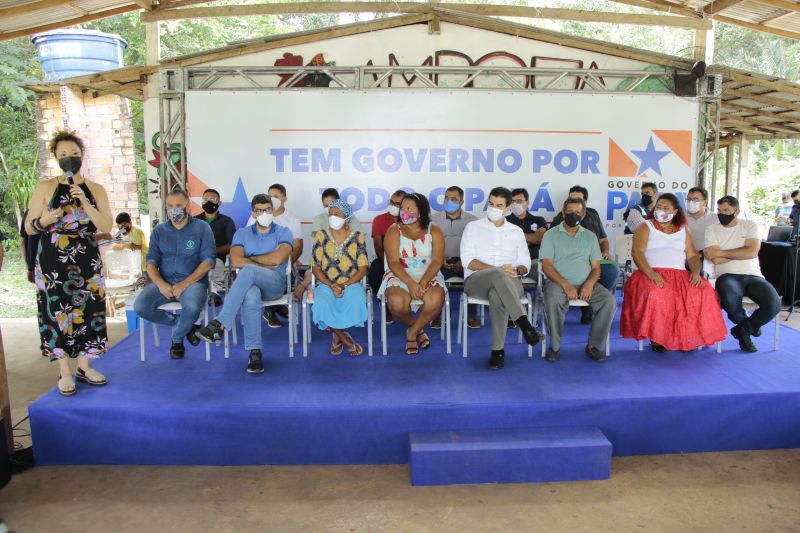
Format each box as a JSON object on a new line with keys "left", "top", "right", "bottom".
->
{"left": 64, "top": 171, "right": 80, "bottom": 206}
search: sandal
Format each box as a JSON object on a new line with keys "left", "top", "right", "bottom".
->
{"left": 342, "top": 333, "right": 364, "bottom": 357}
{"left": 330, "top": 337, "right": 343, "bottom": 356}
{"left": 58, "top": 376, "right": 76, "bottom": 396}
{"left": 405, "top": 331, "right": 419, "bottom": 356}
{"left": 416, "top": 330, "right": 431, "bottom": 350}
{"left": 76, "top": 367, "right": 107, "bottom": 386}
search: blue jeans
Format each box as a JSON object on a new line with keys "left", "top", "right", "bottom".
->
{"left": 599, "top": 263, "right": 621, "bottom": 294}
{"left": 134, "top": 282, "right": 208, "bottom": 343}
{"left": 715, "top": 274, "right": 781, "bottom": 334}
{"left": 217, "top": 265, "right": 286, "bottom": 350}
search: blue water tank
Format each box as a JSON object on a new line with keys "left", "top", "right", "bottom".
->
{"left": 31, "top": 29, "right": 127, "bottom": 81}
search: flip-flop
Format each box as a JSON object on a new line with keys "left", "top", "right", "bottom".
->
{"left": 330, "top": 338, "right": 343, "bottom": 356}
{"left": 58, "top": 376, "right": 76, "bottom": 396}
{"left": 341, "top": 332, "right": 364, "bottom": 357}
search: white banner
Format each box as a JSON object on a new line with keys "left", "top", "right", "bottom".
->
{"left": 184, "top": 89, "right": 698, "bottom": 259}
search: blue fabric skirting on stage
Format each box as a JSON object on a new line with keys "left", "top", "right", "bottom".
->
{"left": 312, "top": 283, "right": 368, "bottom": 330}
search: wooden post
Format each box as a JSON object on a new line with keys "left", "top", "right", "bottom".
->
{"left": 725, "top": 143, "right": 735, "bottom": 197}
{"left": 143, "top": 21, "right": 160, "bottom": 99}
{"left": 736, "top": 135, "right": 750, "bottom": 209}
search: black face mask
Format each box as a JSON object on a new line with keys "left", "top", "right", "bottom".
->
{"left": 564, "top": 213, "right": 582, "bottom": 228}
{"left": 718, "top": 213, "right": 736, "bottom": 226}
{"left": 202, "top": 201, "right": 219, "bottom": 215}
{"left": 640, "top": 193, "right": 654, "bottom": 207}
{"left": 58, "top": 156, "right": 82, "bottom": 175}
{"left": 120, "top": 226, "right": 129, "bottom": 235}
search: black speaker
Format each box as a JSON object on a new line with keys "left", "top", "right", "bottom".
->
{"left": 673, "top": 72, "right": 698, "bottom": 97}
{"left": 0, "top": 418, "right": 10, "bottom": 489}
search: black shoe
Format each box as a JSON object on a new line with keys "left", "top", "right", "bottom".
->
{"left": 650, "top": 342, "right": 667, "bottom": 353}
{"left": 186, "top": 324, "right": 202, "bottom": 346}
{"left": 275, "top": 305, "right": 289, "bottom": 319}
{"left": 430, "top": 316, "right": 442, "bottom": 330}
{"left": 585, "top": 344, "right": 607, "bottom": 362}
{"left": 170, "top": 340, "right": 185, "bottom": 359}
{"left": 515, "top": 316, "right": 542, "bottom": 346}
{"left": 263, "top": 309, "right": 282, "bottom": 328}
{"left": 545, "top": 347, "right": 560, "bottom": 362}
{"left": 209, "top": 293, "right": 223, "bottom": 307}
{"left": 731, "top": 325, "right": 758, "bottom": 353}
{"left": 580, "top": 307, "right": 594, "bottom": 325}
{"left": 197, "top": 320, "right": 223, "bottom": 344}
{"left": 507, "top": 318, "right": 517, "bottom": 329}
{"left": 488, "top": 349, "right": 505, "bottom": 370}
{"left": 247, "top": 349, "right": 265, "bottom": 374}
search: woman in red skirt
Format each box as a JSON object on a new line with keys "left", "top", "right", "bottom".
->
{"left": 621, "top": 193, "right": 727, "bottom": 352}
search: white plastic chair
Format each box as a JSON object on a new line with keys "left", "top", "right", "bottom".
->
{"left": 301, "top": 273, "right": 373, "bottom": 357}
{"left": 703, "top": 260, "right": 779, "bottom": 352}
{"left": 537, "top": 261, "right": 611, "bottom": 358}
{"left": 130, "top": 288, "right": 211, "bottom": 362}
{"left": 223, "top": 263, "right": 297, "bottom": 358}
{"left": 456, "top": 287, "right": 534, "bottom": 359}
{"left": 104, "top": 249, "right": 142, "bottom": 317}
{"left": 615, "top": 234, "right": 635, "bottom": 288}
{"left": 379, "top": 286, "right": 450, "bottom": 356}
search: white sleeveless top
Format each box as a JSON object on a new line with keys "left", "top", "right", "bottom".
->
{"left": 644, "top": 220, "right": 686, "bottom": 270}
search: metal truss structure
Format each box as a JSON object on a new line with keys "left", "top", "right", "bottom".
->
{"left": 158, "top": 65, "right": 721, "bottom": 215}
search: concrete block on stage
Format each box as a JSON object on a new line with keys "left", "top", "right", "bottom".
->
{"left": 409, "top": 427, "right": 612, "bottom": 486}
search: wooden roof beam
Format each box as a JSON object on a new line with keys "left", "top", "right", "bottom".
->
{"left": 141, "top": 2, "right": 713, "bottom": 29}
{"left": 712, "top": 14, "right": 800, "bottom": 41}
{"left": 751, "top": 0, "right": 800, "bottom": 12}
{"left": 0, "top": 0, "right": 82, "bottom": 18}
{"left": 132, "top": 0, "right": 154, "bottom": 10}
{"left": 703, "top": 0, "right": 748, "bottom": 14}
{"left": 0, "top": 4, "right": 139, "bottom": 41}
{"left": 723, "top": 100, "right": 800, "bottom": 122}
{"left": 727, "top": 88, "right": 800, "bottom": 113}
{"left": 606, "top": 0, "right": 701, "bottom": 18}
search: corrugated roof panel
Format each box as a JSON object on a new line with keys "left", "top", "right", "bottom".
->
{"left": 722, "top": 3, "right": 782, "bottom": 21}
{"left": 769, "top": 13, "right": 800, "bottom": 31}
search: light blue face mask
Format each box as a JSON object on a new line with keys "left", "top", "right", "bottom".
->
{"left": 443, "top": 199, "right": 460, "bottom": 214}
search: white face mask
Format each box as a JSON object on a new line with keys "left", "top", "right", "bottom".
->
{"left": 256, "top": 213, "right": 273, "bottom": 227}
{"left": 270, "top": 196, "right": 283, "bottom": 210}
{"left": 654, "top": 209, "right": 674, "bottom": 223}
{"left": 487, "top": 206, "right": 506, "bottom": 222}
{"left": 388, "top": 205, "right": 400, "bottom": 217}
{"left": 511, "top": 202, "right": 527, "bottom": 216}
{"left": 686, "top": 200, "right": 702, "bottom": 214}
{"left": 328, "top": 215, "right": 346, "bottom": 230}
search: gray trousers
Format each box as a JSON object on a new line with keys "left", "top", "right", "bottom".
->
{"left": 543, "top": 281, "right": 617, "bottom": 351}
{"left": 464, "top": 268, "right": 526, "bottom": 351}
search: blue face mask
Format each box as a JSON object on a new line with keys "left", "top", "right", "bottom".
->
{"left": 443, "top": 199, "right": 460, "bottom": 214}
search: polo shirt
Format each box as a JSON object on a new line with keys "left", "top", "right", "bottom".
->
{"left": 311, "top": 211, "right": 363, "bottom": 233}
{"left": 231, "top": 222, "right": 294, "bottom": 272}
{"left": 539, "top": 223, "right": 602, "bottom": 286}
{"left": 550, "top": 207, "right": 607, "bottom": 241}
{"left": 506, "top": 212, "right": 548, "bottom": 259}
{"left": 195, "top": 212, "right": 236, "bottom": 260}
{"left": 685, "top": 210, "right": 717, "bottom": 251}
{"left": 146, "top": 217, "right": 216, "bottom": 285}
{"left": 433, "top": 210, "right": 478, "bottom": 257}
{"left": 371, "top": 211, "right": 396, "bottom": 238}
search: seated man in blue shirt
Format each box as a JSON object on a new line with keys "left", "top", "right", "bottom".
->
{"left": 539, "top": 197, "right": 617, "bottom": 363}
{"left": 134, "top": 189, "right": 216, "bottom": 359}
{"left": 196, "top": 194, "right": 293, "bottom": 374}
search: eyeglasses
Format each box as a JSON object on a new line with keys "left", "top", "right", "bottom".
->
{"left": 253, "top": 208, "right": 273, "bottom": 215}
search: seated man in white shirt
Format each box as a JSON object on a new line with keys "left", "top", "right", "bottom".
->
{"left": 460, "top": 187, "right": 542, "bottom": 370}
{"left": 685, "top": 186, "right": 717, "bottom": 255}
{"left": 705, "top": 195, "right": 781, "bottom": 353}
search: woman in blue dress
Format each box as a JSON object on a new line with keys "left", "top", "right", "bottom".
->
{"left": 311, "top": 199, "right": 369, "bottom": 356}
{"left": 379, "top": 193, "right": 446, "bottom": 355}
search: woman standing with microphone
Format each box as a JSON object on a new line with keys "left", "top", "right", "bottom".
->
{"left": 25, "top": 130, "right": 113, "bottom": 396}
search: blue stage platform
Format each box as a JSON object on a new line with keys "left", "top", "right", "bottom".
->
{"left": 29, "top": 300, "right": 800, "bottom": 467}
